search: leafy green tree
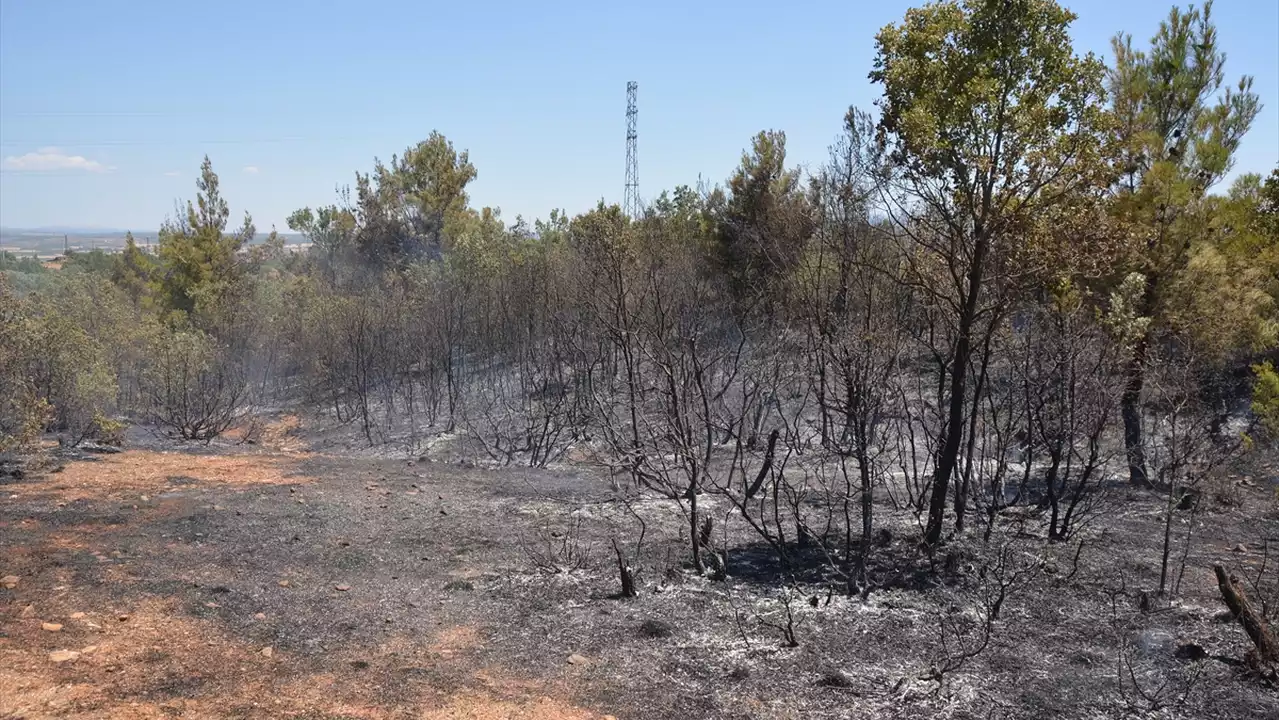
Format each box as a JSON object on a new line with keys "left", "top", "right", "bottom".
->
{"left": 714, "top": 130, "right": 814, "bottom": 311}
{"left": 1107, "top": 0, "right": 1261, "bottom": 485}
{"left": 111, "top": 232, "right": 158, "bottom": 307}
{"left": 0, "top": 276, "right": 50, "bottom": 455}
{"left": 870, "top": 0, "right": 1114, "bottom": 545}
{"left": 156, "top": 156, "right": 255, "bottom": 323}
{"left": 353, "top": 132, "right": 477, "bottom": 267}
{"left": 288, "top": 203, "right": 357, "bottom": 285}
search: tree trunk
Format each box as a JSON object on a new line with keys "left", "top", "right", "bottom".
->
{"left": 1121, "top": 339, "right": 1149, "bottom": 487}
{"left": 612, "top": 539, "right": 637, "bottom": 598}
{"left": 924, "top": 236, "right": 986, "bottom": 546}
{"left": 688, "top": 486, "right": 704, "bottom": 573}
{"left": 1122, "top": 274, "right": 1158, "bottom": 487}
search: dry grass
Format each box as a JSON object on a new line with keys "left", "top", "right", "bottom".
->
{"left": 21, "top": 450, "right": 311, "bottom": 503}
{"left": 420, "top": 693, "right": 606, "bottom": 720}
{"left": 0, "top": 595, "right": 608, "bottom": 720}
{"left": 1, "top": 446, "right": 613, "bottom": 719}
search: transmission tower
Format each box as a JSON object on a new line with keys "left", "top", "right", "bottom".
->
{"left": 624, "top": 81, "right": 639, "bottom": 219}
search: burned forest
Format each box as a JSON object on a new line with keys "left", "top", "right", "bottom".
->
{"left": 2, "top": 1, "right": 1277, "bottom": 718}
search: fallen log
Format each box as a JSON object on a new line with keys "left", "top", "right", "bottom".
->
{"left": 1213, "top": 563, "right": 1278, "bottom": 666}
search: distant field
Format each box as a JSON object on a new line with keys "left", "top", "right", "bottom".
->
{"left": 0, "top": 230, "right": 306, "bottom": 258}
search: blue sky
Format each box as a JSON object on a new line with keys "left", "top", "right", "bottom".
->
{"left": 1, "top": 0, "right": 1275, "bottom": 233}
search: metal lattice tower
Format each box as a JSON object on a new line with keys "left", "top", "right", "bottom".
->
{"left": 624, "top": 81, "right": 639, "bottom": 219}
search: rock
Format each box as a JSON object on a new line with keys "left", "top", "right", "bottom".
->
{"left": 49, "top": 650, "right": 80, "bottom": 663}
{"left": 1233, "top": 543, "right": 1248, "bottom": 554}
{"left": 80, "top": 645, "right": 98, "bottom": 655}
{"left": 638, "top": 619, "right": 674, "bottom": 639}
{"left": 254, "top": 613, "right": 266, "bottom": 620}
{"left": 117, "top": 614, "right": 130, "bottom": 622}
{"left": 20, "top": 604, "right": 36, "bottom": 618}
{"left": 334, "top": 584, "right": 350, "bottom": 592}
{"left": 566, "top": 653, "right": 589, "bottom": 665}
{"left": 1, "top": 574, "right": 19, "bottom": 589}
{"left": 69, "top": 612, "right": 85, "bottom": 619}
{"left": 1174, "top": 643, "right": 1209, "bottom": 661}
{"left": 259, "top": 646, "right": 273, "bottom": 658}
{"left": 42, "top": 623, "right": 63, "bottom": 632}
{"left": 85, "top": 621, "right": 102, "bottom": 631}
{"left": 817, "top": 669, "right": 855, "bottom": 688}
{"left": 277, "top": 580, "right": 291, "bottom": 588}
{"left": 140, "top": 495, "right": 149, "bottom": 502}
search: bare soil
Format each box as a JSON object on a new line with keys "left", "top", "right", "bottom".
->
{"left": 2, "top": 415, "right": 1276, "bottom": 719}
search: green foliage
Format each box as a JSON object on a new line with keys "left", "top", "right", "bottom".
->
{"left": 0, "top": 251, "right": 47, "bottom": 274}
{"left": 157, "top": 156, "right": 255, "bottom": 322}
{"left": 0, "top": 273, "right": 145, "bottom": 445}
{"left": 353, "top": 131, "right": 477, "bottom": 267}
{"left": 144, "top": 326, "right": 248, "bottom": 442}
{"left": 0, "top": 277, "right": 50, "bottom": 454}
{"left": 714, "top": 130, "right": 813, "bottom": 308}
{"left": 872, "top": 0, "right": 1114, "bottom": 203}
{"left": 288, "top": 203, "right": 357, "bottom": 283}
{"left": 1250, "top": 362, "right": 1279, "bottom": 439}
{"left": 111, "top": 232, "right": 159, "bottom": 307}
{"left": 61, "top": 249, "right": 116, "bottom": 276}
{"left": 1105, "top": 1, "right": 1264, "bottom": 353}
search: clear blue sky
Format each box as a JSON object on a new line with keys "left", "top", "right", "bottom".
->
{"left": 1, "top": 0, "right": 1275, "bottom": 233}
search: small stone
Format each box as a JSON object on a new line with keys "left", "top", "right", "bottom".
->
{"left": 817, "top": 669, "right": 855, "bottom": 688}
{"left": 69, "top": 612, "right": 85, "bottom": 619}
{"left": 1, "top": 574, "right": 19, "bottom": 588}
{"left": 1175, "top": 643, "right": 1209, "bottom": 661}
{"left": 117, "top": 614, "right": 130, "bottom": 622}
{"left": 85, "top": 622, "right": 102, "bottom": 631}
{"left": 260, "top": 646, "right": 273, "bottom": 657}
{"left": 80, "top": 645, "right": 98, "bottom": 655}
{"left": 277, "top": 580, "right": 291, "bottom": 588}
{"left": 140, "top": 495, "right": 149, "bottom": 502}
{"left": 42, "top": 623, "right": 63, "bottom": 632}
{"left": 638, "top": 619, "right": 674, "bottom": 639}
{"left": 1233, "top": 543, "right": 1248, "bottom": 554}
{"left": 254, "top": 613, "right": 266, "bottom": 620}
{"left": 334, "top": 584, "right": 350, "bottom": 592}
{"left": 20, "top": 604, "right": 36, "bottom": 618}
{"left": 567, "top": 653, "right": 589, "bottom": 665}
{"left": 213, "top": 505, "right": 225, "bottom": 511}
{"left": 49, "top": 650, "right": 80, "bottom": 663}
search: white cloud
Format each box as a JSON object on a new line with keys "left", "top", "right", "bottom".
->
{"left": 163, "top": 170, "right": 180, "bottom": 177}
{"left": 2, "top": 147, "right": 112, "bottom": 173}
{"left": 242, "top": 165, "right": 260, "bottom": 175}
